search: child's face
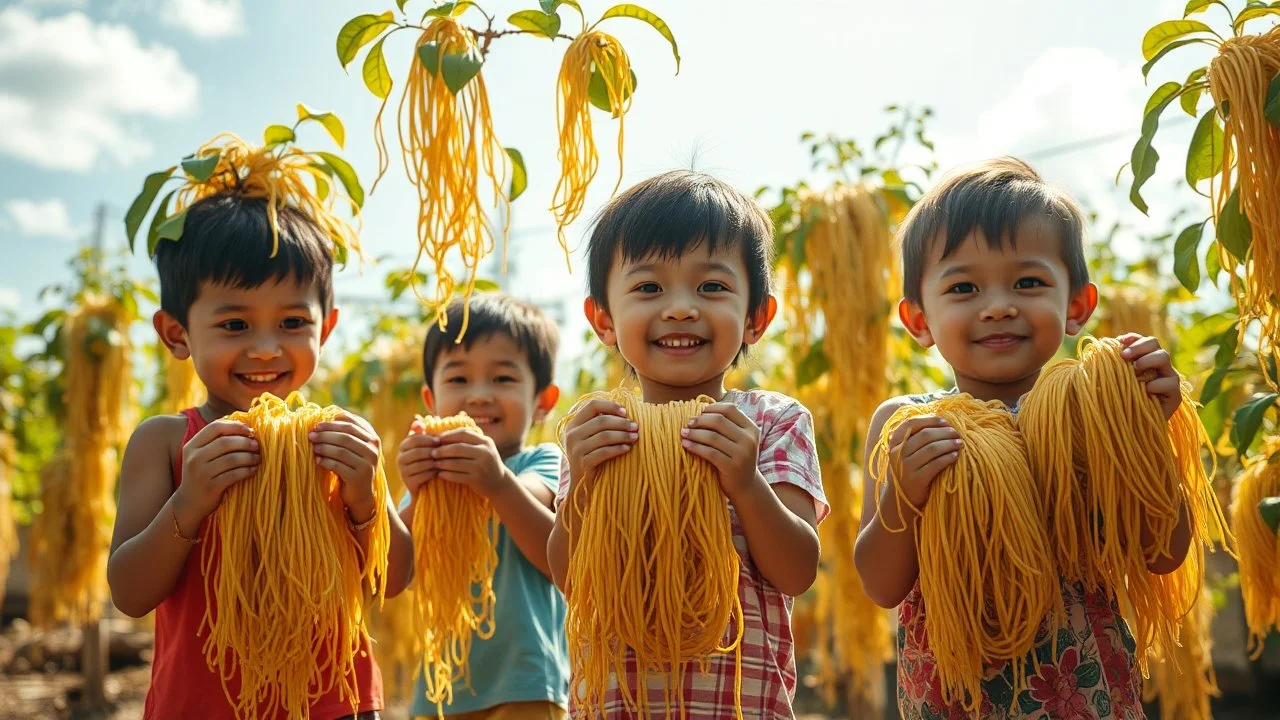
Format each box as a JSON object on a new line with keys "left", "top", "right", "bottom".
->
{"left": 587, "top": 243, "right": 772, "bottom": 403}
{"left": 157, "top": 278, "right": 336, "bottom": 415}
{"left": 901, "top": 219, "right": 1096, "bottom": 403}
{"left": 426, "top": 333, "right": 557, "bottom": 458}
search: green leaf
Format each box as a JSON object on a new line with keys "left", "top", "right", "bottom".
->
{"left": 1141, "top": 39, "right": 1208, "bottom": 80}
{"left": 1217, "top": 187, "right": 1253, "bottom": 262}
{"left": 155, "top": 209, "right": 188, "bottom": 242}
{"left": 363, "top": 37, "right": 393, "bottom": 99}
{"left": 1129, "top": 82, "right": 1184, "bottom": 214}
{"left": 1259, "top": 497, "right": 1280, "bottom": 534}
{"left": 314, "top": 172, "right": 331, "bottom": 203}
{"left": 588, "top": 63, "right": 637, "bottom": 115}
{"left": 1186, "top": 110, "right": 1224, "bottom": 188}
{"left": 1235, "top": 7, "right": 1280, "bottom": 33}
{"left": 1266, "top": 71, "right": 1280, "bottom": 128}
{"left": 336, "top": 12, "right": 394, "bottom": 70}
{"left": 397, "top": 0, "right": 411, "bottom": 12}
{"left": 1182, "top": 73, "right": 1207, "bottom": 116}
{"left": 146, "top": 190, "right": 176, "bottom": 256}
{"left": 417, "top": 42, "right": 484, "bottom": 94}
{"left": 315, "top": 151, "right": 365, "bottom": 209}
{"left": 296, "top": 104, "right": 346, "bottom": 149}
{"left": 473, "top": 278, "right": 500, "bottom": 293}
{"left": 505, "top": 147, "right": 527, "bottom": 201}
{"left": 796, "top": 342, "right": 829, "bottom": 386}
{"left": 1232, "top": 392, "right": 1278, "bottom": 456}
{"left": 1074, "top": 660, "right": 1102, "bottom": 689}
{"left": 425, "top": 1, "right": 476, "bottom": 19}
{"left": 599, "top": 4, "right": 680, "bottom": 72}
{"left": 508, "top": 9, "right": 561, "bottom": 38}
{"left": 263, "top": 124, "right": 295, "bottom": 147}
{"left": 1185, "top": 0, "right": 1214, "bottom": 15}
{"left": 181, "top": 151, "right": 222, "bottom": 182}
{"left": 1142, "top": 20, "right": 1215, "bottom": 61}
{"left": 1173, "top": 222, "right": 1204, "bottom": 292}
{"left": 1206, "top": 238, "right": 1223, "bottom": 287}
{"left": 124, "top": 167, "right": 175, "bottom": 252}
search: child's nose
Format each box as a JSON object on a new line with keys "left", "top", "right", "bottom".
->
{"left": 246, "top": 335, "right": 283, "bottom": 360}
{"left": 662, "top": 297, "right": 700, "bottom": 321}
{"left": 980, "top": 298, "right": 1019, "bottom": 321}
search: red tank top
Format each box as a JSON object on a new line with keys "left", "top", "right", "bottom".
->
{"left": 144, "top": 408, "right": 384, "bottom": 719}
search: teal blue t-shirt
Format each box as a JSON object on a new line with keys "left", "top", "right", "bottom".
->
{"left": 399, "top": 443, "right": 569, "bottom": 716}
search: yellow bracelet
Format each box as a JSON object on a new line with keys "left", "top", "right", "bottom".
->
{"left": 346, "top": 506, "right": 377, "bottom": 532}
{"left": 172, "top": 507, "right": 201, "bottom": 545}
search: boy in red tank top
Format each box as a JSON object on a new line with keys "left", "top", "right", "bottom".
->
{"left": 106, "top": 135, "right": 414, "bottom": 719}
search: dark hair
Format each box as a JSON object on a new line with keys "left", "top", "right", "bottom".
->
{"left": 585, "top": 170, "right": 774, "bottom": 319}
{"left": 154, "top": 195, "right": 335, "bottom": 326}
{"left": 899, "top": 157, "right": 1089, "bottom": 305}
{"left": 421, "top": 293, "right": 559, "bottom": 394}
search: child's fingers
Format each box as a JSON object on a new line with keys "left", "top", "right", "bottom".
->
{"left": 573, "top": 427, "right": 638, "bottom": 458}
{"left": 331, "top": 412, "right": 377, "bottom": 437}
{"left": 213, "top": 465, "right": 258, "bottom": 493}
{"left": 401, "top": 459, "right": 437, "bottom": 476}
{"left": 430, "top": 443, "right": 481, "bottom": 460}
{"left": 435, "top": 428, "right": 487, "bottom": 445}
{"left": 313, "top": 421, "right": 379, "bottom": 447}
{"left": 567, "top": 415, "right": 636, "bottom": 449}
{"left": 568, "top": 399, "right": 627, "bottom": 430}
{"left": 1145, "top": 376, "right": 1181, "bottom": 398}
{"left": 1115, "top": 332, "right": 1144, "bottom": 347}
{"left": 681, "top": 436, "right": 732, "bottom": 465}
{"left": 916, "top": 449, "right": 960, "bottom": 481}
{"left": 202, "top": 434, "right": 260, "bottom": 459}
{"left": 1132, "top": 349, "right": 1175, "bottom": 376}
{"left": 889, "top": 415, "right": 949, "bottom": 448}
{"left": 906, "top": 438, "right": 964, "bottom": 472}
{"left": 317, "top": 455, "right": 359, "bottom": 478}
{"left": 698, "top": 403, "right": 751, "bottom": 429}
{"left": 189, "top": 419, "right": 255, "bottom": 449}
{"left": 398, "top": 444, "right": 434, "bottom": 465}
{"left": 205, "top": 449, "right": 259, "bottom": 479}
{"left": 688, "top": 411, "right": 740, "bottom": 436}
{"left": 314, "top": 441, "right": 370, "bottom": 469}
{"left": 1119, "top": 336, "right": 1160, "bottom": 359}
{"left": 311, "top": 430, "right": 378, "bottom": 461}
{"left": 409, "top": 419, "right": 426, "bottom": 435}
{"left": 680, "top": 427, "right": 735, "bottom": 456}
{"left": 581, "top": 442, "right": 634, "bottom": 471}
{"left": 400, "top": 433, "right": 438, "bottom": 453}
{"left": 900, "top": 426, "right": 961, "bottom": 458}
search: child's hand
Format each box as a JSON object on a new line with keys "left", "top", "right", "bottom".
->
{"left": 426, "top": 428, "right": 508, "bottom": 498}
{"left": 310, "top": 412, "right": 382, "bottom": 524}
{"left": 563, "top": 399, "right": 638, "bottom": 497}
{"left": 682, "top": 403, "right": 761, "bottom": 500}
{"left": 885, "top": 415, "right": 961, "bottom": 511}
{"left": 397, "top": 420, "right": 440, "bottom": 498}
{"left": 1118, "top": 333, "right": 1181, "bottom": 420}
{"left": 175, "top": 419, "right": 260, "bottom": 523}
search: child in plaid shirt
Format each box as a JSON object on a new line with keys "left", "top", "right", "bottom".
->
{"left": 548, "top": 171, "right": 828, "bottom": 718}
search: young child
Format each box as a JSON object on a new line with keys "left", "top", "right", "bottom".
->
{"left": 396, "top": 293, "right": 569, "bottom": 720}
{"left": 107, "top": 191, "right": 415, "bottom": 719}
{"left": 855, "top": 157, "right": 1190, "bottom": 719}
{"left": 547, "top": 170, "right": 829, "bottom": 718}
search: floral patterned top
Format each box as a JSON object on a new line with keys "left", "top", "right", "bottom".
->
{"left": 895, "top": 391, "right": 1145, "bottom": 719}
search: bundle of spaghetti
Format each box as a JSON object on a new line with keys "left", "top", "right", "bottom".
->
{"left": 364, "top": 340, "right": 426, "bottom": 703}
{"left": 0, "top": 433, "right": 17, "bottom": 608}
{"left": 162, "top": 350, "right": 206, "bottom": 414}
{"left": 551, "top": 31, "right": 633, "bottom": 266}
{"left": 558, "top": 387, "right": 744, "bottom": 719}
{"left": 1019, "top": 337, "right": 1234, "bottom": 664}
{"left": 175, "top": 133, "right": 362, "bottom": 260}
{"left": 29, "top": 294, "right": 134, "bottom": 627}
{"left": 1208, "top": 27, "right": 1280, "bottom": 376}
{"left": 408, "top": 412, "right": 500, "bottom": 714}
{"left": 811, "top": 458, "right": 891, "bottom": 704}
{"left": 200, "top": 392, "right": 390, "bottom": 719}
{"left": 870, "top": 394, "right": 1058, "bottom": 712}
{"left": 388, "top": 18, "right": 507, "bottom": 335}
{"left": 1229, "top": 436, "right": 1280, "bottom": 656}
{"left": 1143, "top": 581, "right": 1219, "bottom": 720}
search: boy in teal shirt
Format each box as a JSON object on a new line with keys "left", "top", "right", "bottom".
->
{"left": 397, "top": 293, "right": 568, "bottom": 720}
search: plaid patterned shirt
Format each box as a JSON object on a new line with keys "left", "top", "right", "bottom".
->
{"left": 555, "top": 389, "right": 828, "bottom": 719}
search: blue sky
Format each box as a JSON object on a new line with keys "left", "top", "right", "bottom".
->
{"left": 0, "top": 0, "right": 1215, "bottom": 363}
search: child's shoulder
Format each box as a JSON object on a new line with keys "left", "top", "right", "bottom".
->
{"left": 726, "top": 387, "right": 811, "bottom": 420}
{"left": 124, "top": 413, "right": 190, "bottom": 467}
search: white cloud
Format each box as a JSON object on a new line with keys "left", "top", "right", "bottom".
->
{"left": 6, "top": 199, "right": 78, "bottom": 240}
{"left": 17, "top": 0, "right": 88, "bottom": 8}
{"left": 0, "top": 8, "right": 199, "bottom": 171}
{"left": 161, "top": 0, "right": 244, "bottom": 39}
{"left": 0, "top": 288, "right": 18, "bottom": 312}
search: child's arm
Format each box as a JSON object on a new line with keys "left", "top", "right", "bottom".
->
{"left": 547, "top": 399, "right": 637, "bottom": 593}
{"left": 854, "top": 398, "right": 961, "bottom": 609}
{"left": 311, "top": 413, "right": 414, "bottom": 598}
{"left": 683, "top": 402, "right": 822, "bottom": 597}
{"left": 108, "top": 417, "right": 259, "bottom": 617}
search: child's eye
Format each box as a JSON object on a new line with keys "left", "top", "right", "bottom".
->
{"left": 219, "top": 319, "right": 248, "bottom": 332}
{"left": 1015, "top": 277, "right": 1046, "bottom": 289}
{"left": 699, "top": 281, "right": 728, "bottom": 292}
{"left": 495, "top": 375, "right": 518, "bottom": 383}
{"left": 281, "top": 316, "right": 312, "bottom": 329}
{"left": 633, "top": 282, "right": 661, "bottom": 294}
{"left": 946, "top": 282, "right": 977, "bottom": 295}
{"left": 445, "top": 376, "right": 467, "bottom": 385}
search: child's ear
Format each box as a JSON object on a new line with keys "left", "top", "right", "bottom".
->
{"left": 584, "top": 297, "right": 616, "bottom": 347}
{"left": 420, "top": 384, "right": 436, "bottom": 415}
{"left": 898, "top": 298, "right": 935, "bottom": 348}
{"left": 533, "top": 384, "right": 560, "bottom": 422}
{"left": 152, "top": 310, "right": 191, "bottom": 360}
{"left": 319, "top": 307, "right": 340, "bottom": 345}
{"left": 1065, "top": 282, "right": 1099, "bottom": 336}
{"left": 743, "top": 295, "right": 778, "bottom": 345}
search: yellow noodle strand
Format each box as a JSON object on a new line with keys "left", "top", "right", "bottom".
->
{"left": 1230, "top": 436, "right": 1280, "bottom": 656}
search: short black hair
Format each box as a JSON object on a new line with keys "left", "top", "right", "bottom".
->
{"left": 585, "top": 170, "right": 774, "bottom": 319}
{"left": 154, "top": 194, "right": 335, "bottom": 326}
{"left": 899, "top": 157, "right": 1089, "bottom": 305}
{"left": 421, "top": 293, "right": 559, "bottom": 394}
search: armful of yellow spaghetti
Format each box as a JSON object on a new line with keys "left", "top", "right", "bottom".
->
{"left": 683, "top": 402, "right": 820, "bottom": 596}
{"left": 548, "top": 398, "right": 638, "bottom": 593}
{"left": 1118, "top": 333, "right": 1192, "bottom": 574}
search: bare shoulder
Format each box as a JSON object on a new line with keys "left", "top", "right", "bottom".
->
{"left": 123, "top": 414, "right": 188, "bottom": 473}
{"left": 862, "top": 396, "right": 917, "bottom": 467}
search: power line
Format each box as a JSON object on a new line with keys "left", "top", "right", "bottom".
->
{"left": 1022, "top": 114, "right": 1195, "bottom": 162}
